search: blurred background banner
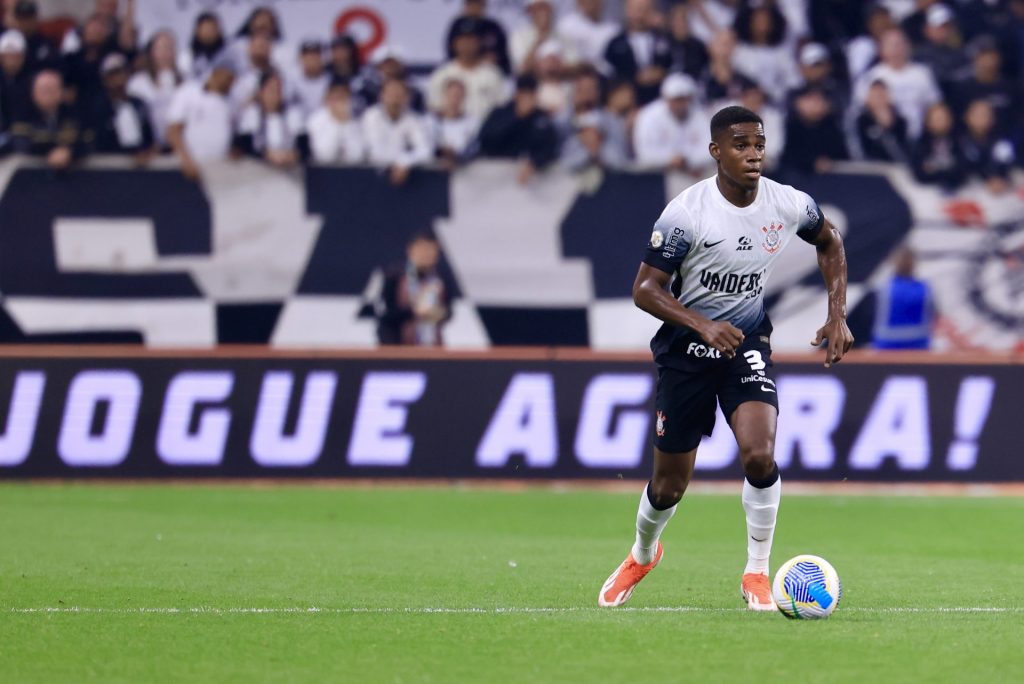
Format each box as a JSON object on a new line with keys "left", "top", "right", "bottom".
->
{"left": 0, "top": 157, "right": 1019, "bottom": 350}
{"left": 0, "top": 350, "right": 1010, "bottom": 481}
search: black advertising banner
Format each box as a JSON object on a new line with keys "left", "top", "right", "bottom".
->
{"left": 0, "top": 352, "right": 1019, "bottom": 482}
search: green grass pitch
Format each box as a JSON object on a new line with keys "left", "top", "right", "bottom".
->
{"left": 1, "top": 484, "right": 1022, "bottom": 683}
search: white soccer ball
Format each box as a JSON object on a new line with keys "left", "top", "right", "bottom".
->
{"left": 772, "top": 554, "right": 842, "bottom": 619}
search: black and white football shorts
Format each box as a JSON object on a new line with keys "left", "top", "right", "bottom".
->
{"left": 653, "top": 334, "right": 779, "bottom": 453}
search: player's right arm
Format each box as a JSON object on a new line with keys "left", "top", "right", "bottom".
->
{"left": 633, "top": 214, "right": 744, "bottom": 357}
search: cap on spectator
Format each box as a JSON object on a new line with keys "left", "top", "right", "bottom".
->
{"left": 300, "top": 39, "right": 324, "bottom": 54}
{"left": 0, "top": 29, "right": 26, "bottom": 54}
{"left": 925, "top": 4, "right": 954, "bottom": 27}
{"left": 450, "top": 17, "right": 482, "bottom": 38}
{"left": 100, "top": 52, "right": 127, "bottom": 75}
{"left": 799, "top": 43, "right": 830, "bottom": 67}
{"left": 210, "top": 52, "right": 238, "bottom": 75}
{"left": 13, "top": 0, "right": 37, "bottom": 18}
{"left": 371, "top": 43, "right": 404, "bottom": 64}
{"left": 660, "top": 73, "right": 696, "bottom": 100}
{"left": 515, "top": 73, "right": 538, "bottom": 92}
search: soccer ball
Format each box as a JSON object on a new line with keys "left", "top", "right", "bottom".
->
{"left": 772, "top": 555, "right": 842, "bottom": 619}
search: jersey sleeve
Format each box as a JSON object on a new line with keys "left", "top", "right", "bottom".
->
{"left": 642, "top": 208, "right": 692, "bottom": 274}
{"left": 794, "top": 190, "right": 825, "bottom": 244}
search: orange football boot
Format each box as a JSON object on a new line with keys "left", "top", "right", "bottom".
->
{"left": 741, "top": 572, "right": 776, "bottom": 611}
{"left": 598, "top": 542, "right": 663, "bottom": 607}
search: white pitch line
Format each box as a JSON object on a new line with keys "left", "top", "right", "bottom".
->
{"left": 4, "top": 606, "right": 1021, "bottom": 615}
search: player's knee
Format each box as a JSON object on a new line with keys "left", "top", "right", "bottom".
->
{"left": 740, "top": 445, "right": 775, "bottom": 480}
{"left": 649, "top": 476, "right": 686, "bottom": 509}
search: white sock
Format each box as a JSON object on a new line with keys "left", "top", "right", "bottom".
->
{"left": 631, "top": 484, "right": 677, "bottom": 565}
{"left": 742, "top": 475, "right": 781, "bottom": 575}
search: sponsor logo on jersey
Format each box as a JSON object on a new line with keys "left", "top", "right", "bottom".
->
{"left": 698, "top": 269, "right": 763, "bottom": 294}
{"left": 656, "top": 411, "right": 666, "bottom": 437}
{"left": 737, "top": 236, "right": 753, "bottom": 251}
{"left": 761, "top": 222, "right": 783, "bottom": 254}
{"left": 686, "top": 342, "right": 723, "bottom": 358}
{"left": 662, "top": 226, "right": 686, "bottom": 259}
{"left": 740, "top": 374, "right": 776, "bottom": 386}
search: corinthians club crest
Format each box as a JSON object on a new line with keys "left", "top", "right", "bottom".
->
{"left": 761, "top": 221, "right": 783, "bottom": 254}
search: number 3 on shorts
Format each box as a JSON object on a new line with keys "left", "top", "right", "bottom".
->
{"left": 744, "top": 350, "right": 766, "bottom": 371}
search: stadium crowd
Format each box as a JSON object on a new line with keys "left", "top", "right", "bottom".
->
{"left": 0, "top": 0, "right": 1021, "bottom": 194}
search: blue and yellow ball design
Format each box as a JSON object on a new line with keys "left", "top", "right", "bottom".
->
{"left": 772, "top": 554, "right": 842, "bottom": 619}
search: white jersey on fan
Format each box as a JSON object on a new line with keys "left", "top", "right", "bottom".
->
{"left": 644, "top": 175, "right": 824, "bottom": 336}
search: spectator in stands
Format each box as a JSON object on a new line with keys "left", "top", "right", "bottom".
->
{"left": 871, "top": 245, "right": 933, "bottom": 351}
{"left": 287, "top": 39, "right": 329, "bottom": 147}
{"left": 856, "top": 80, "right": 909, "bottom": 162}
{"left": 61, "top": 13, "right": 116, "bottom": 111}
{"left": 428, "top": 78, "right": 478, "bottom": 168}
{"left": 0, "top": 29, "right": 31, "bottom": 132}
{"left": 92, "top": 0, "right": 137, "bottom": 55}
{"left": 1008, "top": 0, "right": 1024, "bottom": 80}
{"left": 445, "top": 0, "right": 511, "bottom": 75}
{"left": 360, "top": 45, "right": 425, "bottom": 114}
{"left": 606, "top": 78, "right": 638, "bottom": 151}
{"left": 376, "top": 232, "right": 453, "bottom": 346}
{"left": 327, "top": 34, "right": 360, "bottom": 85}
{"left": 780, "top": 86, "right": 848, "bottom": 174}
{"left": 230, "top": 31, "right": 276, "bottom": 116}
{"left": 686, "top": 0, "right": 740, "bottom": 46}
{"left": 561, "top": 109, "right": 628, "bottom": 172}
{"left": 511, "top": 0, "right": 577, "bottom": 75}
{"left": 900, "top": 0, "right": 948, "bottom": 45}
{"left": 236, "top": 71, "right": 299, "bottom": 168}
{"left": 558, "top": 0, "right": 617, "bottom": 68}
{"left": 179, "top": 11, "right": 226, "bottom": 81}
{"left": 428, "top": 18, "right": 506, "bottom": 121}
{"left": 10, "top": 1, "right": 54, "bottom": 72}
{"left": 666, "top": 3, "right": 708, "bottom": 80}
{"left": 233, "top": 6, "right": 290, "bottom": 74}
{"left": 127, "top": 30, "right": 181, "bottom": 149}
{"left": 791, "top": 42, "right": 847, "bottom": 119}
{"left": 166, "top": 57, "right": 236, "bottom": 180}
{"left": 959, "top": 98, "right": 1016, "bottom": 194}
{"left": 87, "top": 52, "right": 153, "bottom": 160}
{"left": 633, "top": 73, "right": 709, "bottom": 173}
{"left": 363, "top": 78, "right": 432, "bottom": 186}
{"left": 913, "top": 4, "right": 968, "bottom": 99}
{"left": 855, "top": 27, "right": 941, "bottom": 137}
{"left": 478, "top": 74, "right": 559, "bottom": 184}
{"left": 700, "top": 30, "right": 755, "bottom": 108}
{"left": 910, "top": 102, "right": 965, "bottom": 190}
{"left": 738, "top": 81, "right": 784, "bottom": 168}
{"left": 306, "top": 78, "right": 365, "bottom": 165}
{"left": 732, "top": 5, "right": 796, "bottom": 106}
{"left": 952, "top": 35, "right": 1019, "bottom": 136}
{"left": 604, "top": 0, "right": 672, "bottom": 105}
{"left": 534, "top": 41, "right": 572, "bottom": 117}
{"left": 10, "top": 69, "right": 83, "bottom": 169}
{"left": 846, "top": 3, "right": 896, "bottom": 83}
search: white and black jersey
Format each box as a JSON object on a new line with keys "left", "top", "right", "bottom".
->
{"left": 644, "top": 175, "right": 824, "bottom": 370}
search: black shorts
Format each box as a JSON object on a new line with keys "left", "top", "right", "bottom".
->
{"left": 653, "top": 336, "right": 779, "bottom": 453}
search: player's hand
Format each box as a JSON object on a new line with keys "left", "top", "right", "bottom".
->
{"left": 699, "top": 320, "right": 744, "bottom": 359}
{"left": 811, "top": 318, "right": 854, "bottom": 368}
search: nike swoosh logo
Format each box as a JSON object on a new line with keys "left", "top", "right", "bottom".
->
{"left": 750, "top": 536, "right": 768, "bottom": 542}
{"left": 760, "top": 386, "right": 776, "bottom": 393}
{"left": 703, "top": 239, "right": 726, "bottom": 248}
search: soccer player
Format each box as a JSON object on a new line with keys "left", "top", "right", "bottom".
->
{"left": 598, "top": 105, "right": 853, "bottom": 611}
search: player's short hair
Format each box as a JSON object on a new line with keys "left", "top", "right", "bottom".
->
{"left": 710, "top": 106, "right": 763, "bottom": 142}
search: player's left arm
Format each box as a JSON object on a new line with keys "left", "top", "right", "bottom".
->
{"left": 810, "top": 218, "right": 854, "bottom": 368}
